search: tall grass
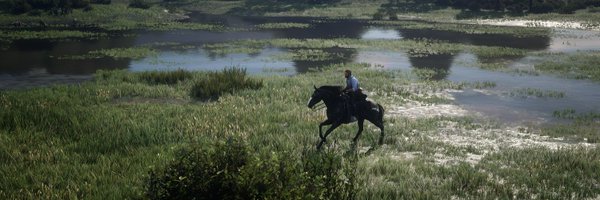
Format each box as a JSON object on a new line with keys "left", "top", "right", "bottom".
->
{"left": 190, "top": 68, "right": 263, "bottom": 100}
{"left": 138, "top": 69, "right": 193, "bottom": 85}
{"left": 255, "top": 22, "right": 311, "bottom": 29}
{"left": 1, "top": 64, "right": 598, "bottom": 199}
{"left": 535, "top": 51, "right": 600, "bottom": 82}
{"left": 509, "top": 87, "right": 566, "bottom": 98}
{"left": 546, "top": 109, "right": 600, "bottom": 143}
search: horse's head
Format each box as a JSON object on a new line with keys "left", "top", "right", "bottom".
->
{"left": 307, "top": 85, "right": 322, "bottom": 109}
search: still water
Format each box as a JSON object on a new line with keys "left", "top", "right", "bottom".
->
{"left": 1, "top": 13, "right": 599, "bottom": 124}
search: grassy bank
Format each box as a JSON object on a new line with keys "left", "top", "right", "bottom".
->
{"left": 0, "top": 64, "right": 598, "bottom": 199}
{"left": 183, "top": 0, "right": 600, "bottom": 30}
{"left": 0, "top": 3, "right": 222, "bottom": 47}
{"left": 0, "top": 4, "right": 220, "bottom": 31}
{"left": 534, "top": 51, "right": 600, "bottom": 82}
{"left": 204, "top": 38, "right": 529, "bottom": 59}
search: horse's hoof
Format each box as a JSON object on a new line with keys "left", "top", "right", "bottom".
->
{"left": 316, "top": 140, "right": 326, "bottom": 149}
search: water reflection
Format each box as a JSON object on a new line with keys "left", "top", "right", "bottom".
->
{"left": 130, "top": 48, "right": 295, "bottom": 75}
{"left": 292, "top": 47, "right": 357, "bottom": 73}
{"left": 449, "top": 53, "right": 600, "bottom": 124}
{"left": 0, "top": 15, "right": 557, "bottom": 76}
{"left": 361, "top": 28, "right": 403, "bottom": 40}
{"left": 0, "top": 37, "right": 137, "bottom": 75}
{"left": 408, "top": 53, "right": 454, "bottom": 80}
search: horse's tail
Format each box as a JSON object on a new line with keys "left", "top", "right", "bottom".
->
{"left": 378, "top": 104, "right": 384, "bottom": 123}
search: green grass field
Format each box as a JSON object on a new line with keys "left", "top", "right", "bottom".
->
{"left": 1, "top": 64, "right": 598, "bottom": 199}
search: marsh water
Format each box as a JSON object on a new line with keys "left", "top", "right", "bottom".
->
{"left": 1, "top": 13, "right": 599, "bottom": 124}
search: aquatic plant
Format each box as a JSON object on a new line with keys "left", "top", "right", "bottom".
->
{"left": 412, "top": 68, "right": 450, "bottom": 81}
{"left": 0, "top": 30, "right": 107, "bottom": 40}
{"left": 534, "top": 51, "right": 600, "bottom": 82}
{"left": 509, "top": 88, "right": 566, "bottom": 99}
{"left": 553, "top": 108, "right": 577, "bottom": 119}
{"left": 58, "top": 47, "right": 159, "bottom": 60}
{"left": 255, "top": 22, "right": 310, "bottom": 29}
{"left": 272, "top": 48, "right": 344, "bottom": 61}
{"left": 202, "top": 44, "right": 263, "bottom": 55}
{"left": 469, "top": 81, "right": 497, "bottom": 89}
{"left": 89, "top": 47, "right": 158, "bottom": 59}
{"left": 470, "top": 46, "right": 528, "bottom": 59}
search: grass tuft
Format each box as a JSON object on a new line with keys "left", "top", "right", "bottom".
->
{"left": 190, "top": 68, "right": 263, "bottom": 100}
{"left": 138, "top": 69, "right": 193, "bottom": 85}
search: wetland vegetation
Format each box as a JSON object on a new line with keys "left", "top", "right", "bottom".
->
{"left": 1, "top": 0, "right": 600, "bottom": 199}
{"left": 1, "top": 65, "right": 599, "bottom": 199}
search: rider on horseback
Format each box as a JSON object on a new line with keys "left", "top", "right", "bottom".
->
{"left": 343, "top": 70, "right": 366, "bottom": 122}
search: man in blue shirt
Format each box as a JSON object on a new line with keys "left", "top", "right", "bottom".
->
{"left": 343, "top": 69, "right": 360, "bottom": 122}
{"left": 344, "top": 69, "right": 359, "bottom": 93}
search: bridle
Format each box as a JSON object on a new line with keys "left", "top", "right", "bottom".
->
{"left": 310, "top": 88, "right": 339, "bottom": 111}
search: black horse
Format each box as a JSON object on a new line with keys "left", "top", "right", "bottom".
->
{"left": 307, "top": 85, "right": 385, "bottom": 149}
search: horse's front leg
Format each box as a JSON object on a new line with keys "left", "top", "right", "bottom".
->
{"left": 319, "top": 119, "right": 333, "bottom": 140}
{"left": 317, "top": 121, "right": 341, "bottom": 149}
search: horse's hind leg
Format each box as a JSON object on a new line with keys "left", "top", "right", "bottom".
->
{"left": 352, "top": 119, "right": 365, "bottom": 143}
{"left": 375, "top": 122, "right": 384, "bottom": 145}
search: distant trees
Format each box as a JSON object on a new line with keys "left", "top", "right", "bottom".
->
{"left": 391, "top": 0, "right": 600, "bottom": 14}
{"left": 129, "top": 0, "right": 150, "bottom": 9}
{"left": 4, "top": 0, "right": 96, "bottom": 14}
{"left": 245, "top": 0, "right": 341, "bottom": 4}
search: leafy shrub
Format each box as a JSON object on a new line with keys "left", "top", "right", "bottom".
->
{"left": 129, "top": 0, "right": 150, "bottom": 9}
{"left": 6, "top": 0, "right": 89, "bottom": 14}
{"left": 372, "top": 12, "right": 385, "bottom": 20}
{"left": 91, "top": 0, "right": 111, "bottom": 4}
{"left": 190, "top": 68, "right": 263, "bottom": 100}
{"left": 530, "top": 3, "right": 555, "bottom": 13}
{"left": 138, "top": 69, "right": 193, "bottom": 85}
{"left": 589, "top": 6, "right": 600, "bottom": 13}
{"left": 146, "top": 139, "right": 357, "bottom": 199}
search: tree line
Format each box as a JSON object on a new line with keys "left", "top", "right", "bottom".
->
{"left": 393, "top": 0, "right": 600, "bottom": 14}
{"left": 2, "top": 0, "right": 111, "bottom": 14}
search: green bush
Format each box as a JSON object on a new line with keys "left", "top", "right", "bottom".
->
{"left": 129, "top": 0, "right": 150, "bottom": 9}
{"left": 146, "top": 139, "right": 357, "bottom": 199}
{"left": 6, "top": 0, "right": 90, "bottom": 14}
{"left": 190, "top": 68, "right": 263, "bottom": 100}
{"left": 138, "top": 69, "right": 193, "bottom": 85}
{"left": 372, "top": 12, "right": 385, "bottom": 20}
{"left": 91, "top": 0, "right": 111, "bottom": 4}
{"left": 589, "top": 6, "right": 600, "bottom": 13}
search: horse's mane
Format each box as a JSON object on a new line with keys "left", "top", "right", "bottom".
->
{"left": 318, "top": 85, "right": 344, "bottom": 95}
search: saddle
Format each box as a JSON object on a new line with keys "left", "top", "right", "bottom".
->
{"left": 342, "top": 88, "right": 368, "bottom": 123}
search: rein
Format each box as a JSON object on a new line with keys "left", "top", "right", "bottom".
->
{"left": 311, "top": 102, "right": 326, "bottom": 111}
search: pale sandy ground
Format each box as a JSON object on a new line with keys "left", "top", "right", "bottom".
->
{"left": 381, "top": 88, "right": 597, "bottom": 165}
{"left": 472, "top": 19, "right": 600, "bottom": 31}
